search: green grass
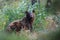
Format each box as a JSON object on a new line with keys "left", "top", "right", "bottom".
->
{"left": 0, "top": 0, "right": 60, "bottom": 40}
{"left": 0, "top": 28, "right": 60, "bottom": 40}
{"left": 0, "top": 31, "right": 29, "bottom": 40}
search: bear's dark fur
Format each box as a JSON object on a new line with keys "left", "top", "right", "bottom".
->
{"left": 6, "top": 10, "right": 35, "bottom": 33}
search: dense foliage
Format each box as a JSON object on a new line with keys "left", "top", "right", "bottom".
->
{"left": 0, "top": 0, "right": 60, "bottom": 40}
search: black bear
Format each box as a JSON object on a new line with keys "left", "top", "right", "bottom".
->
{"left": 6, "top": 10, "right": 35, "bottom": 33}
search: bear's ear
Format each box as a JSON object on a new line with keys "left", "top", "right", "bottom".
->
{"left": 32, "top": 10, "right": 35, "bottom": 13}
{"left": 25, "top": 11, "right": 28, "bottom": 14}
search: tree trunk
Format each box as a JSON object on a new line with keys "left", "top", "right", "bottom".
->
{"left": 46, "top": 0, "right": 52, "bottom": 8}
{"left": 31, "top": 0, "right": 37, "bottom": 5}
